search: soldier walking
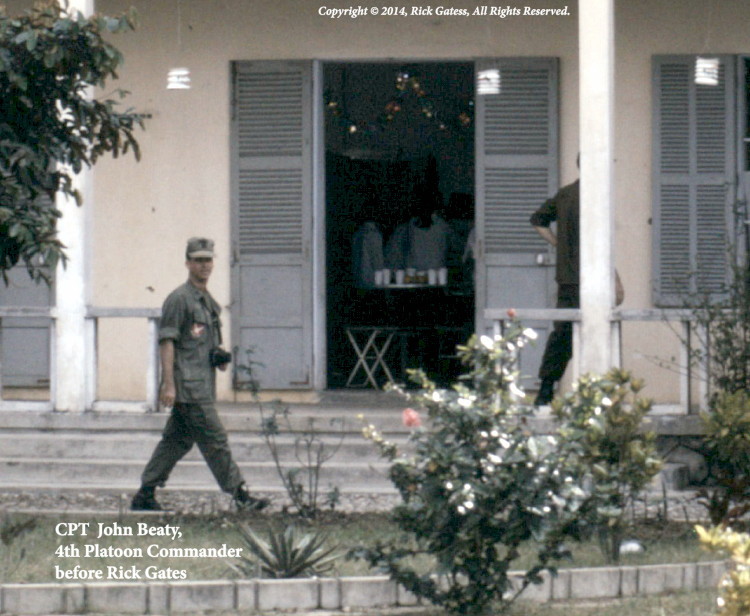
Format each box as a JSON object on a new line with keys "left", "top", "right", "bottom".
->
{"left": 131, "top": 237, "right": 268, "bottom": 511}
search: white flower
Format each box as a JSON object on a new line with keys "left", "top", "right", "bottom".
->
{"left": 457, "top": 505, "right": 466, "bottom": 515}
{"left": 523, "top": 327, "right": 538, "bottom": 340}
{"left": 463, "top": 483, "right": 472, "bottom": 492}
{"left": 594, "top": 407, "right": 602, "bottom": 415}
{"left": 458, "top": 398, "right": 472, "bottom": 408}
{"left": 488, "top": 454, "right": 502, "bottom": 464}
{"left": 464, "top": 501, "right": 475, "bottom": 510}
{"left": 499, "top": 438, "right": 510, "bottom": 449}
{"left": 602, "top": 397, "right": 612, "bottom": 406}
{"left": 480, "top": 335, "right": 494, "bottom": 349}
{"left": 432, "top": 391, "right": 443, "bottom": 402}
{"left": 509, "top": 382, "right": 525, "bottom": 398}
{"left": 490, "top": 430, "right": 499, "bottom": 438}
{"left": 480, "top": 431, "right": 489, "bottom": 438}
{"left": 445, "top": 481, "right": 454, "bottom": 490}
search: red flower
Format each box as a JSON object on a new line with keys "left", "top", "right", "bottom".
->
{"left": 507, "top": 308, "right": 517, "bottom": 319}
{"left": 402, "top": 407, "right": 422, "bottom": 428}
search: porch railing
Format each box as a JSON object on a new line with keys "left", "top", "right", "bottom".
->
{"left": 0, "top": 305, "right": 707, "bottom": 413}
{"left": 0, "top": 306, "right": 161, "bottom": 413}
{"left": 484, "top": 307, "right": 708, "bottom": 414}
{"left": 85, "top": 307, "right": 162, "bottom": 413}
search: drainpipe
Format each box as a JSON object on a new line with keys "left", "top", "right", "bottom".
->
{"left": 578, "top": 0, "right": 616, "bottom": 375}
{"left": 54, "top": 0, "right": 95, "bottom": 412}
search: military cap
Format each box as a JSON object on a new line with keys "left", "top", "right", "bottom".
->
{"left": 186, "top": 237, "right": 215, "bottom": 259}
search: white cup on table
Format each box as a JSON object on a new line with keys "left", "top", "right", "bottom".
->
{"left": 396, "top": 269, "right": 405, "bottom": 284}
{"left": 438, "top": 267, "right": 448, "bottom": 285}
{"left": 374, "top": 270, "right": 384, "bottom": 286}
{"left": 382, "top": 268, "right": 392, "bottom": 285}
{"left": 428, "top": 269, "right": 437, "bottom": 285}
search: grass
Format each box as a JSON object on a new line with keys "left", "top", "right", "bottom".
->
{"left": 0, "top": 511, "right": 719, "bottom": 584}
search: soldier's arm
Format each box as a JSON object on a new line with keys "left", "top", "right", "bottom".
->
{"left": 533, "top": 225, "right": 557, "bottom": 247}
{"left": 530, "top": 196, "right": 558, "bottom": 247}
{"left": 159, "top": 339, "right": 176, "bottom": 408}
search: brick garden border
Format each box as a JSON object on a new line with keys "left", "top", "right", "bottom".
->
{"left": 0, "top": 561, "right": 728, "bottom": 614}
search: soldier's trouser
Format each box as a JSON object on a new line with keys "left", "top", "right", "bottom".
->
{"left": 538, "top": 284, "right": 580, "bottom": 382}
{"left": 140, "top": 403, "right": 243, "bottom": 494}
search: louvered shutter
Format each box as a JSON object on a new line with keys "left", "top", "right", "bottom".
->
{"left": 475, "top": 57, "right": 559, "bottom": 385}
{"left": 231, "top": 61, "right": 313, "bottom": 388}
{"left": 652, "top": 56, "right": 736, "bottom": 306}
{"left": 0, "top": 264, "right": 52, "bottom": 387}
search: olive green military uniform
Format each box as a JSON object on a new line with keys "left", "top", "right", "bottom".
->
{"left": 139, "top": 281, "right": 243, "bottom": 494}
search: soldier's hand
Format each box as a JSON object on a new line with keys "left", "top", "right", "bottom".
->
{"left": 160, "top": 382, "right": 176, "bottom": 408}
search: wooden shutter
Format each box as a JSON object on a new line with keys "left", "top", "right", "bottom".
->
{"left": 479, "top": 59, "right": 559, "bottom": 257}
{"left": 231, "top": 61, "right": 313, "bottom": 389}
{"left": 475, "top": 58, "right": 559, "bottom": 306}
{"left": 652, "top": 56, "right": 736, "bottom": 306}
{"left": 475, "top": 57, "right": 559, "bottom": 385}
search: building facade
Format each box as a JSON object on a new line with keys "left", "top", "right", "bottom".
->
{"left": 1, "top": 0, "right": 747, "bottom": 410}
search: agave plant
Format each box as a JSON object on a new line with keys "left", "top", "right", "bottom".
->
{"left": 230, "top": 523, "right": 341, "bottom": 578}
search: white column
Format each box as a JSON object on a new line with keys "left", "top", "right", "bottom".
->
{"left": 578, "top": 0, "right": 616, "bottom": 375}
{"left": 54, "top": 0, "right": 95, "bottom": 412}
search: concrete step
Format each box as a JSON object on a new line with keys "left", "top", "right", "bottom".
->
{"left": 0, "top": 404, "right": 698, "bottom": 502}
{"left": 0, "top": 457, "right": 393, "bottom": 491}
{"left": 0, "top": 405, "right": 414, "bottom": 435}
{"left": 0, "top": 431, "right": 406, "bottom": 462}
{"left": 651, "top": 462, "right": 691, "bottom": 491}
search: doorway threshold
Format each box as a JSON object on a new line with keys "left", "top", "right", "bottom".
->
{"left": 318, "top": 388, "right": 408, "bottom": 409}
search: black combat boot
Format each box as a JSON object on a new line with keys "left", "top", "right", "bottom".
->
{"left": 534, "top": 378, "right": 555, "bottom": 406}
{"left": 233, "top": 483, "right": 269, "bottom": 511}
{"left": 131, "top": 486, "right": 163, "bottom": 511}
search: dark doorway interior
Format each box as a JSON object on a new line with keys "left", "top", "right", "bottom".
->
{"left": 324, "top": 62, "right": 475, "bottom": 388}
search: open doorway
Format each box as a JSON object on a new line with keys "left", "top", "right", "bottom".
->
{"left": 324, "top": 62, "right": 475, "bottom": 388}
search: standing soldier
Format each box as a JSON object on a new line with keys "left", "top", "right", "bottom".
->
{"left": 131, "top": 237, "right": 268, "bottom": 511}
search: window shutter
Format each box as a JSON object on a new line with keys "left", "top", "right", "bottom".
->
{"left": 479, "top": 60, "right": 559, "bottom": 256}
{"left": 652, "top": 56, "right": 736, "bottom": 305}
{"left": 235, "top": 64, "right": 307, "bottom": 256}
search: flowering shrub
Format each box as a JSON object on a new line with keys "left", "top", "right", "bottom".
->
{"left": 696, "top": 524, "right": 750, "bottom": 616}
{"left": 698, "top": 391, "right": 750, "bottom": 525}
{"left": 358, "top": 321, "right": 595, "bottom": 615}
{"left": 551, "top": 369, "right": 662, "bottom": 562}
{"left": 402, "top": 407, "right": 422, "bottom": 428}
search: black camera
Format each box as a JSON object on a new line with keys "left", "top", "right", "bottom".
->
{"left": 209, "top": 347, "right": 232, "bottom": 368}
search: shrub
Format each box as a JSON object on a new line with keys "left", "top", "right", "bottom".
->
{"left": 229, "top": 523, "right": 340, "bottom": 578}
{"left": 680, "top": 253, "right": 750, "bottom": 398}
{"left": 696, "top": 524, "right": 750, "bottom": 616}
{"left": 259, "top": 403, "right": 345, "bottom": 518}
{"left": 358, "top": 322, "right": 594, "bottom": 615}
{"left": 234, "top": 347, "right": 345, "bottom": 518}
{"left": 552, "top": 369, "right": 662, "bottom": 562}
{"left": 698, "top": 391, "right": 750, "bottom": 525}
